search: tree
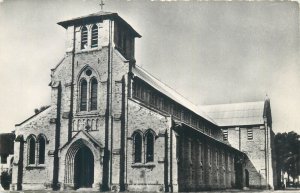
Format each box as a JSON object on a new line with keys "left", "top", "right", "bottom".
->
{"left": 275, "top": 131, "right": 300, "bottom": 186}
{"left": 34, "top": 105, "right": 50, "bottom": 114}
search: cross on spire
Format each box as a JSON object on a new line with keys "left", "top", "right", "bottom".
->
{"left": 99, "top": 0, "right": 105, "bottom": 11}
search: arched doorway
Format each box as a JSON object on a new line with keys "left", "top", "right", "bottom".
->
{"left": 74, "top": 146, "right": 94, "bottom": 189}
{"left": 245, "top": 169, "right": 250, "bottom": 187}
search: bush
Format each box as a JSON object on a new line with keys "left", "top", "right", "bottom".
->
{"left": 1, "top": 170, "right": 11, "bottom": 190}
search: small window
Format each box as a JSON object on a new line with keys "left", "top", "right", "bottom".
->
{"left": 176, "top": 135, "right": 180, "bottom": 161}
{"left": 247, "top": 128, "right": 253, "bottom": 140}
{"left": 223, "top": 129, "right": 228, "bottom": 141}
{"left": 38, "top": 137, "right": 46, "bottom": 164}
{"left": 80, "top": 79, "right": 88, "bottom": 111}
{"left": 1, "top": 154, "right": 8, "bottom": 164}
{"left": 188, "top": 139, "right": 192, "bottom": 163}
{"left": 28, "top": 137, "right": 36, "bottom": 165}
{"left": 91, "top": 25, "right": 98, "bottom": 48}
{"left": 145, "top": 131, "right": 154, "bottom": 162}
{"left": 199, "top": 142, "right": 203, "bottom": 164}
{"left": 215, "top": 150, "right": 218, "bottom": 166}
{"left": 183, "top": 110, "right": 190, "bottom": 123}
{"left": 162, "top": 98, "right": 169, "bottom": 113}
{"left": 133, "top": 132, "right": 142, "bottom": 163}
{"left": 173, "top": 105, "right": 181, "bottom": 118}
{"left": 90, "top": 78, "right": 98, "bottom": 110}
{"left": 81, "top": 26, "right": 88, "bottom": 49}
{"left": 191, "top": 116, "right": 197, "bottom": 127}
{"left": 208, "top": 147, "right": 211, "bottom": 165}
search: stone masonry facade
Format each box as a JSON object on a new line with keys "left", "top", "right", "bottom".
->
{"left": 10, "top": 11, "right": 276, "bottom": 192}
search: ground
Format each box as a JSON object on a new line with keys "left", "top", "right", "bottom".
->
{"left": 2, "top": 189, "right": 300, "bottom": 193}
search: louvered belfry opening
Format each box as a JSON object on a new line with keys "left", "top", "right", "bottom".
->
{"left": 91, "top": 25, "right": 98, "bottom": 48}
{"left": 81, "top": 26, "right": 88, "bottom": 49}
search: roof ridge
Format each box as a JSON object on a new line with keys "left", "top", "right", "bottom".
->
{"left": 15, "top": 106, "right": 51, "bottom": 127}
{"left": 136, "top": 65, "right": 197, "bottom": 107}
{"left": 201, "top": 101, "right": 265, "bottom": 107}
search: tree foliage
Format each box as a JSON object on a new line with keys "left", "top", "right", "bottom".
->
{"left": 275, "top": 131, "right": 300, "bottom": 182}
{"left": 34, "top": 105, "right": 50, "bottom": 115}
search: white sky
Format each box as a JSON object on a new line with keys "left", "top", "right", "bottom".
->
{"left": 0, "top": 0, "right": 299, "bottom": 134}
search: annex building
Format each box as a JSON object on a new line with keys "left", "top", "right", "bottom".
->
{"left": 10, "top": 11, "right": 277, "bottom": 192}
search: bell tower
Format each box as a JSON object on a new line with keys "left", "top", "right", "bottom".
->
{"left": 54, "top": 11, "right": 141, "bottom": 191}
{"left": 57, "top": 11, "right": 141, "bottom": 61}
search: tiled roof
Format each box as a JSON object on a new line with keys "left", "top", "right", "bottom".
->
{"left": 201, "top": 101, "right": 266, "bottom": 127}
{"left": 57, "top": 11, "right": 141, "bottom": 37}
{"left": 132, "top": 65, "right": 216, "bottom": 125}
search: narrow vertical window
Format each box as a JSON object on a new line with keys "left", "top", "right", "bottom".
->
{"left": 28, "top": 137, "right": 36, "bottom": 165}
{"left": 38, "top": 137, "right": 46, "bottom": 164}
{"left": 162, "top": 98, "right": 169, "bottom": 112}
{"left": 208, "top": 146, "right": 211, "bottom": 165}
{"left": 188, "top": 139, "right": 192, "bottom": 163}
{"left": 133, "top": 132, "right": 142, "bottom": 163}
{"left": 247, "top": 128, "right": 253, "bottom": 140}
{"left": 80, "top": 79, "right": 88, "bottom": 111}
{"left": 176, "top": 135, "right": 180, "bottom": 161}
{"left": 91, "top": 25, "right": 98, "bottom": 48}
{"left": 223, "top": 129, "right": 228, "bottom": 141}
{"left": 81, "top": 26, "right": 88, "bottom": 49}
{"left": 90, "top": 78, "right": 98, "bottom": 110}
{"left": 199, "top": 142, "right": 203, "bottom": 165}
{"left": 145, "top": 132, "right": 154, "bottom": 162}
{"left": 215, "top": 150, "right": 218, "bottom": 167}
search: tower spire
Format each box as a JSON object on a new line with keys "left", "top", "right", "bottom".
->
{"left": 99, "top": 0, "right": 105, "bottom": 11}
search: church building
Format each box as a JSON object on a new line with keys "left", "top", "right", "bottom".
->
{"left": 10, "top": 11, "right": 277, "bottom": 192}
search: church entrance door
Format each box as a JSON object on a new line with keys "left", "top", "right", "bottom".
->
{"left": 74, "top": 146, "right": 94, "bottom": 189}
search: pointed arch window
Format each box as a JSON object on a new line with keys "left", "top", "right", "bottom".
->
{"left": 91, "top": 25, "right": 98, "bottom": 48}
{"left": 80, "top": 79, "right": 88, "bottom": 111}
{"left": 133, "top": 132, "right": 142, "bottom": 163}
{"left": 38, "top": 136, "right": 46, "bottom": 164}
{"left": 145, "top": 131, "right": 154, "bottom": 162}
{"left": 90, "top": 78, "right": 98, "bottom": 110}
{"left": 28, "top": 136, "right": 36, "bottom": 165}
{"left": 81, "top": 26, "right": 88, "bottom": 49}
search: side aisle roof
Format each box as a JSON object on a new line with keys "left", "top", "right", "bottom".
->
{"left": 132, "top": 65, "right": 217, "bottom": 125}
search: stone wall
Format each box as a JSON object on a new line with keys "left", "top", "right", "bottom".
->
{"left": 226, "top": 125, "right": 272, "bottom": 189}
{"left": 175, "top": 125, "right": 238, "bottom": 192}
{"left": 12, "top": 107, "right": 57, "bottom": 190}
{"left": 126, "top": 99, "right": 170, "bottom": 192}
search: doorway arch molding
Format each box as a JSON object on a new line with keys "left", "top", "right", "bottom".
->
{"left": 63, "top": 138, "right": 102, "bottom": 188}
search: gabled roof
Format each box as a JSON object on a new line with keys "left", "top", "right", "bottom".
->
{"left": 15, "top": 106, "right": 51, "bottom": 127}
{"left": 59, "top": 130, "right": 103, "bottom": 151}
{"left": 57, "top": 11, "right": 141, "bottom": 38}
{"left": 201, "top": 101, "right": 266, "bottom": 127}
{"left": 132, "top": 65, "right": 216, "bottom": 125}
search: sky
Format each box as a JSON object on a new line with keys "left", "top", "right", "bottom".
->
{"left": 0, "top": 0, "right": 299, "bottom": 134}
